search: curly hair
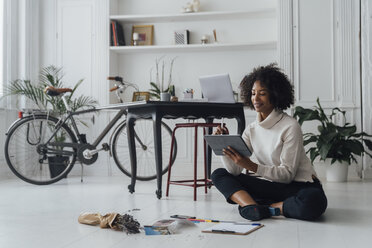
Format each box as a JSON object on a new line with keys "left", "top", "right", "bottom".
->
{"left": 239, "top": 63, "right": 294, "bottom": 110}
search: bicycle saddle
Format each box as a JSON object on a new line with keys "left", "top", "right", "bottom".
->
{"left": 44, "top": 86, "right": 73, "bottom": 96}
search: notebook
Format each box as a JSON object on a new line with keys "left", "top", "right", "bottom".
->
{"left": 202, "top": 222, "right": 264, "bottom": 235}
{"left": 199, "top": 73, "right": 236, "bottom": 103}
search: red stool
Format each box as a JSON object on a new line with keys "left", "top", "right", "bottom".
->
{"left": 166, "top": 122, "right": 221, "bottom": 201}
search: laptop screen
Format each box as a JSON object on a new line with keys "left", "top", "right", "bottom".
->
{"left": 199, "top": 73, "right": 236, "bottom": 103}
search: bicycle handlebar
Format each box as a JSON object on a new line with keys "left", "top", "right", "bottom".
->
{"left": 107, "top": 76, "right": 123, "bottom": 84}
{"left": 110, "top": 86, "right": 119, "bottom": 92}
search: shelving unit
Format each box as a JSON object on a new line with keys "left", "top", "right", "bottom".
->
{"left": 110, "top": 41, "right": 277, "bottom": 54}
{"left": 108, "top": 0, "right": 278, "bottom": 104}
{"left": 109, "top": 9, "right": 276, "bottom": 23}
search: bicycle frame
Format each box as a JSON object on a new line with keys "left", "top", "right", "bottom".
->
{"left": 32, "top": 101, "right": 130, "bottom": 159}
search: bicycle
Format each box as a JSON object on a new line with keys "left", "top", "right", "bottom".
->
{"left": 4, "top": 77, "right": 177, "bottom": 185}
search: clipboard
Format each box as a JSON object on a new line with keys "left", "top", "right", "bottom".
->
{"left": 204, "top": 135, "right": 252, "bottom": 157}
{"left": 202, "top": 222, "right": 263, "bottom": 235}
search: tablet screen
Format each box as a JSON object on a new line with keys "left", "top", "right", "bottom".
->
{"left": 204, "top": 135, "right": 252, "bottom": 157}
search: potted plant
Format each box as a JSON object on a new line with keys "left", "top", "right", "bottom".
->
{"left": 293, "top": 98, "right": 372, "bottom": 182}
{"left": 149, "top": 56, "right": 176, "bottom": 101}
{"left": 3, "top": 65, "right": 97, "bottom": 177}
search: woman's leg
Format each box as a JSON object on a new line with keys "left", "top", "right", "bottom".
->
{"left": 230, "top": 190, "right": 257, "bottom": 206}
{"left": 282, "top": 187, "right": 328, "bottom": 220}
{"left": 211, "top": 168, "right": 279, "bottom": 221}
{"left": 211, "top": 168, "right": 289, "bottom": 204}
{"left": 212, "top": 168, "right": 327, "bottom": 221}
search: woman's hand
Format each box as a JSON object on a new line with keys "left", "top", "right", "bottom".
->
{"left": 223, "top": 146, "right": 257, "bottom": 173}
{"left": 213, "top": 124, "right": 229, "bottom": 135}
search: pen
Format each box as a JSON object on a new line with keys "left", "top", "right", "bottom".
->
{"left": 188, "top": 218, "right": 206, "bottom": 222}
{"left": 211, "top": 230, "right": 236, "bottom": 234}
{"left": 187, "top": 218, "right": 218, "bottom": 222}
{"left": 187, "top": 218, "right": 261, "bottom": 226}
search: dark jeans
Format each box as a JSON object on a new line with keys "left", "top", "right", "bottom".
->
{"left": 211, "top": 168, "right": 328, "bottom": 221}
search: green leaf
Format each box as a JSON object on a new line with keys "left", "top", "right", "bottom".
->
{"left": 337, "top": 125, "right": 356, "bottom": 137}
{"left": 315, "top": 97, "right": 329, "bottom": 123}
{"left": 308, "top": 147, "right": 319, "bottom": 164}
{"left": 364, "top": 139, "right": 372, "bottom": 151}
{"left": 293, "top": 106, "right": 321, "bottom": 126}
{"left": 343, "top": 140, "right": 364, "bottom": 156}
{"left": 329, "top": 107, "right": 346, "bottom": 122}
{"left": 324, "top": 130, "right": 339, "bottom": 142}
{"left": 318, "top": 141, "right": 332, "bottom": 160}
{"left": 303, "top": 136, "right": 318, "bottom": 146}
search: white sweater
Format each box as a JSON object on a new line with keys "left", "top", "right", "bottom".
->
{"left": 221, "top": 109, "right": 317, "bottom": 183}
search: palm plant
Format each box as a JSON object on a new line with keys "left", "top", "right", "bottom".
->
{"left": 293, "top": 98, "right": 372, "bottom": 165}
{"left": 4, "top": 65, "right": 97, "bottom": 117}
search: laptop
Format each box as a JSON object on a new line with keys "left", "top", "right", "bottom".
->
{"left": 199, "top": 73, "right": 236, "bottom": 103}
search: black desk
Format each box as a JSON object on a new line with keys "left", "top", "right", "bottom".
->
{"left": 125, "top": 101, "right": 245, "bottom": 199}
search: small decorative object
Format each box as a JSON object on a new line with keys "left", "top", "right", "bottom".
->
{"left": 131, "top": 25, "right": 154, "bottom": 46}
{"left": 183, "top": 88, "right": 194, "bottom": 99}
{"left": 132, "top": 32, "right": 139, "bottom": 46}
{"left": 171, "top": 96, "right": 178, "bottom": 102}
{"left": 174, "top": 30, "right": 190, "bottom": 45}
{"left": 294, "top": 98, "right": 372, "bottom": 182}
{"left": 149, "top": 56, "right": 177, "bottom": 99}
{"left": 78, "top": 212, "right": 141, "bottom": 234}
{"left": 213, "top": 29, "right": 218, "bottom": 43}
{"left": 201, "top": 35, "right": 208, "bottom": 44}
{"left": 181, "top": 2, "right": 195, "bottom": 13}
{"left": 192, "top": 0, "right": 200, "bottom": 12}
{"left": 185, "top": 2, "right": 193, "bottom": 12}
{"left": 132, "top": 91, "right": 150, "bottom": 102}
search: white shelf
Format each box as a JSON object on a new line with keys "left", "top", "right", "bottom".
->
{"left": 109, "top": 41, "right": 277, "bottom": 54}
{"left": 110, "top": 9, "right": 276, "bottom": 23}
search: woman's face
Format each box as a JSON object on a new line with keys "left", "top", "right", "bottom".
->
{"left": 251, "top": 81, "right": 274, "bottom": 118}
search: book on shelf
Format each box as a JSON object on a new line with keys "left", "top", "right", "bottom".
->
{"left": 110, "top": 20, "right": 125, "bottom": 46}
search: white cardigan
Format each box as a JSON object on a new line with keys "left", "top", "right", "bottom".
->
{"left": 221, "top": 109, "right": 317, "bottom": 183}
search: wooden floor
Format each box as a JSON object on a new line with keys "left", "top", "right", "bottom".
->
{"left": 0, "top": 175, "right": 371, "bottom": 248}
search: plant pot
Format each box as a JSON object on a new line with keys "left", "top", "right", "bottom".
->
{"left": 160, "top": 92, "right": 171, "bottom": 101}
{"left": 326, "top": 161, "right": 348, "bottom": 182}
{"left": 48, "top": 156, "right": 69, "bottom": 178}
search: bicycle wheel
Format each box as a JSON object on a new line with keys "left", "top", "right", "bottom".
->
{"left": 112, "top": 119, "right": 177, "bottom": 181}
{"left": 4, "top": 115, "right": 77, "bottom": 185}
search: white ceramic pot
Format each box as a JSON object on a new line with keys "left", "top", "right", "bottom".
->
{"left": 160, "top": 92, "right": 171, "bottom": 101}
{"left": 326, "top": 160, "right": 349, "bottom": 182}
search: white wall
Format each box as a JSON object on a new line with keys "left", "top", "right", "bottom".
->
{"left": 293, "top": 0, "right": 362, "bottom": 180}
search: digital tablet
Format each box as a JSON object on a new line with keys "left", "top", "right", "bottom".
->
{"left": 204, "top": 135, "right": 252, "bottom": 157}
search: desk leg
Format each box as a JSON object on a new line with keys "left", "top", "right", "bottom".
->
{"left": 153, "top": 114, "right": 163, "bottom": 199}
{"left": 126, "top": 115, "right": 136, "bottom": 194}
{"left": 205, "top": 118, "right": 214, "bottom": 180}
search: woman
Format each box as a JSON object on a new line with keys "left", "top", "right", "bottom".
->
{"left": 211, "top": 64, "right": 327, "bottom": 221}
